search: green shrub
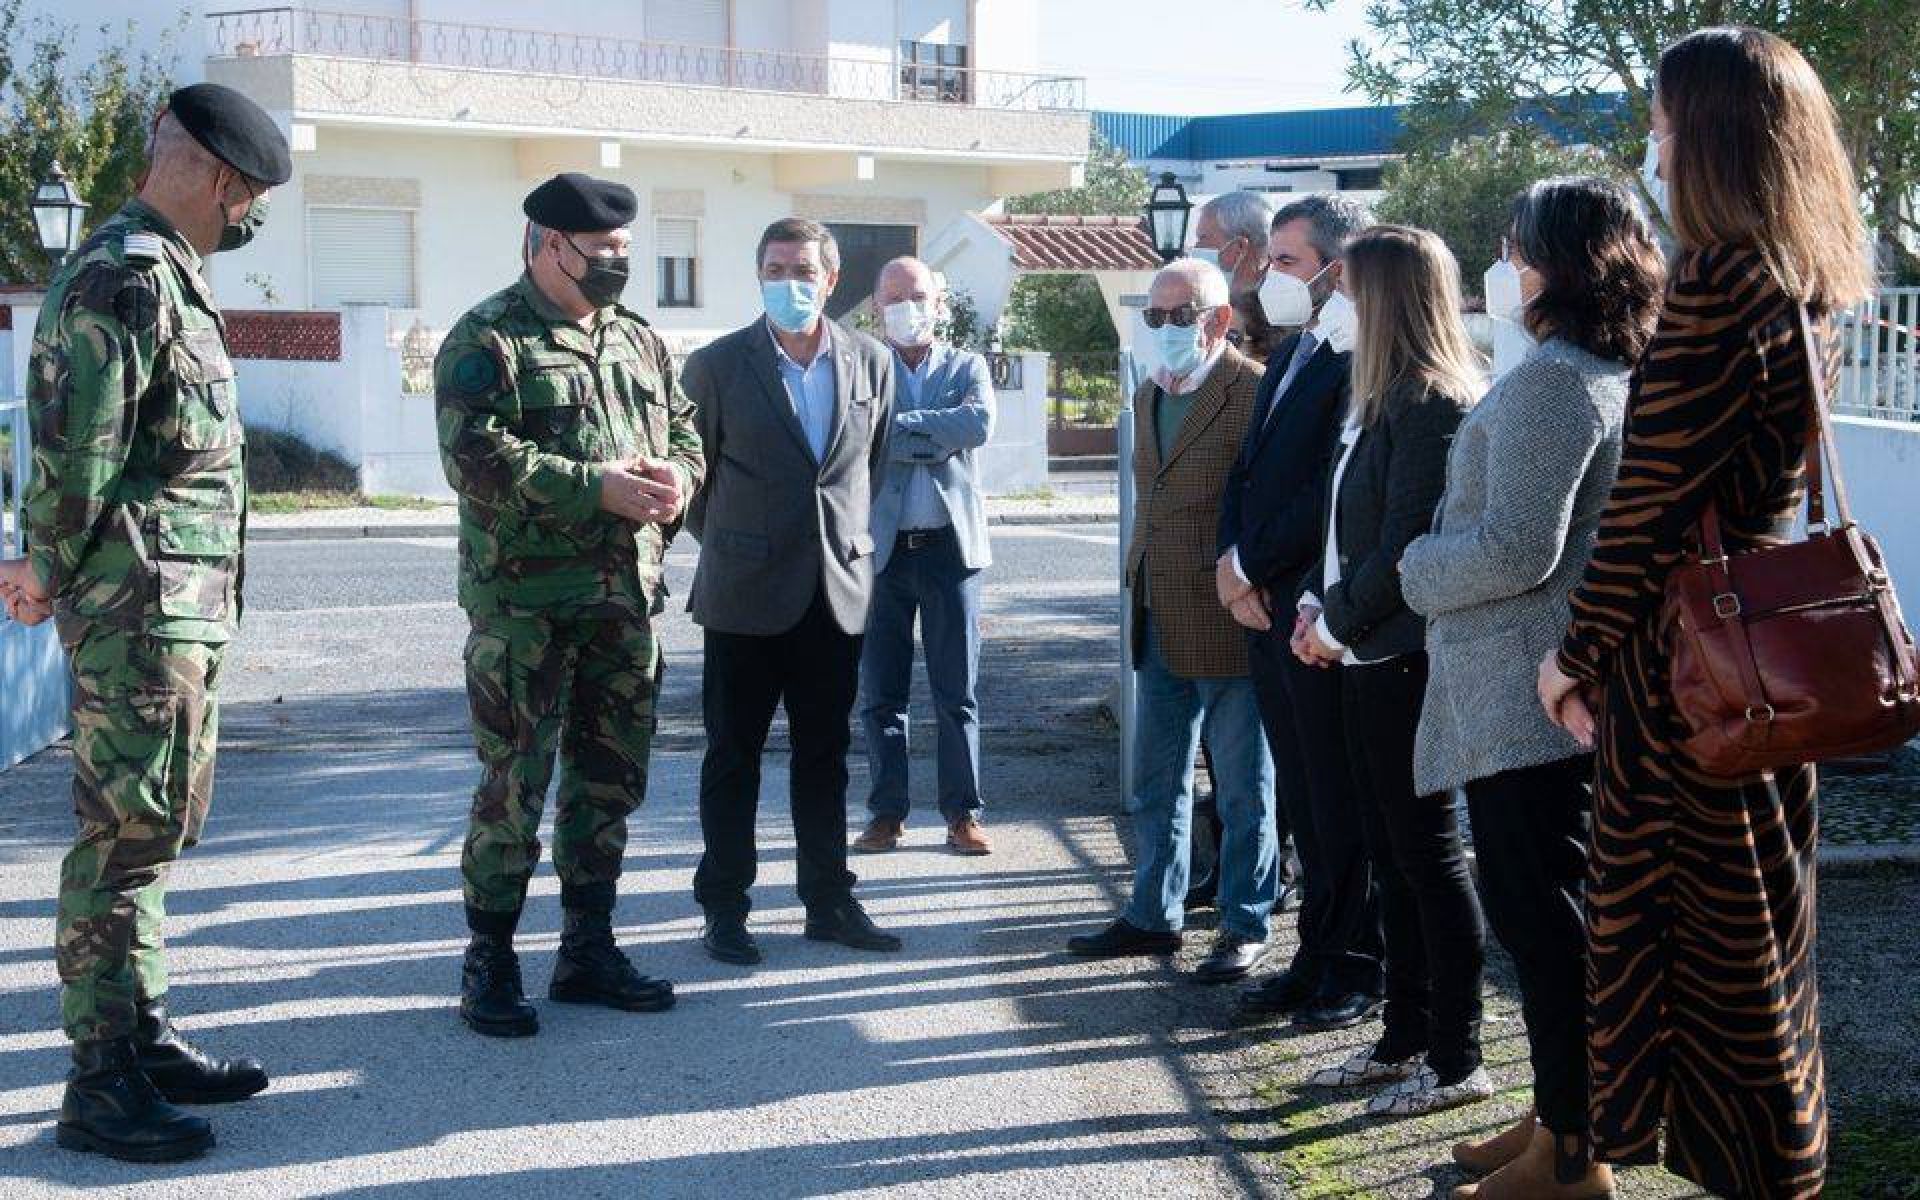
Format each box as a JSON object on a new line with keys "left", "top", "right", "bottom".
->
{"left": 246, "top": 429, "right": 357, "bottom": 495}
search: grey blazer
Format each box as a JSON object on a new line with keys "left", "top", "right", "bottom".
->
{"left": 870, "top": 344, "right": 995, "bottom": 576}
{"left": 1399, "top": 337, "right": 1629, "bottom": 794}
{"left": 684, "top": 318, "right": 895, "bottom": 636}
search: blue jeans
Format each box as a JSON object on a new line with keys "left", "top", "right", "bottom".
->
{"left": 859, "top": 528, "right": 984, "bottom": 821}
{"left": 1125, "top": 624, "right": 1278, "bottom": 941}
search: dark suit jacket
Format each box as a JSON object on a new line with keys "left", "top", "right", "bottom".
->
{"left": 1311, "top": 380, "right": 1470, "bottom": 661}
{"left": 683, "top": 318, "right": 895, "bottom": 636}
{"left": 1216, "top": 333, "right": 1352, "bottom": 599}
{"left": 1125, "top": 346, "right": 1263, "bottom": 678}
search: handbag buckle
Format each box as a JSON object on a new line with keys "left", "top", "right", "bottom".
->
{"left": 1713, "top": 593, "right": 1742, "bottom": 618}
{"left": 1746, "top": 704, "right": 1776, "bottom": 723}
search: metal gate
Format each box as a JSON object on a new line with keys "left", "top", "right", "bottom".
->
{"left": 1, "top": 395, "right": 70, "bottom": 769}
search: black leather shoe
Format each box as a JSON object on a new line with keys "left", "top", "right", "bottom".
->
{"left": 702, "top": 913, "right": 763, "bottom": 965}
{"left": 1066, "top": 918, "right": 1182, "bottom": 958}
{"left": 56, "top": 1038, "right": 214, "bottom": 1162}
{"left": 1293, "top": 990, "right": 1385, "bottom": 1032}
{"left": 550, "top": 908, "right": 675, "bottom": 1013}
{"left": 1238, "top": 965, "right": 1320, "bottom": 1016}
{"left": 133, "top": 997, "right": 268, "bottom": 1104}
{"left": 1194, "top": 933, "right": 1268, "bottom": 983}
{"left": 460, "top": 933, "right": 538, "bottom": 1037}
{"left": 804, "top": 898, "right": 903, "bottom": 953}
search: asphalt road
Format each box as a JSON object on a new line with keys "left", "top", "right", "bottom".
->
{"left": 0, "top": 523, "right": 1276, "bottom": 1199}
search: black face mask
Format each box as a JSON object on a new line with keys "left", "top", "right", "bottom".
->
{"left": 563, "top": 236, "right": 630, "bottom": 308}
{"left": 216, "top": 187, "right": 269, "bottom": 254}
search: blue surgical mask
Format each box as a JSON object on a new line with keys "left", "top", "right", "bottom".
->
{"left": 1155, "top": 321, "right": 1208, "bottom": 378}
{"left": 762, "top": 279, "right": 822, "bottom": 333}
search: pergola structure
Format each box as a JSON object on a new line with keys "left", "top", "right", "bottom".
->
{"left": 923, "top": 212, "right": 1164, "bottom": 349}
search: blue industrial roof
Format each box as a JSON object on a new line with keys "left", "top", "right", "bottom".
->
{"left": 1097, "top": 95, "right": 1629, "bottom": 163}
{"left": 1097, "top": 105, "right": 1407, "bottom": 161}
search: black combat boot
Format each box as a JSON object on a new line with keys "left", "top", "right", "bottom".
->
{"left": 134, "top": 997, "right": 269, "bottom": 1104}
{"left": 461, "top": 906, "right": 538, "bottom": 1037}
{"left": 550, "top": 885, "right": 675, "bottom": 1013}
{"left": 56, "top": 1037, "right": 214, "bottom": 1162}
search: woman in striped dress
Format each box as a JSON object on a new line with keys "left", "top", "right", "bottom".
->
{"left": 1535, "top": 27, "right": 1874, "bottom": 1199}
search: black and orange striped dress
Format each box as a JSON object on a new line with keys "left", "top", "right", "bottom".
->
{"left": 1557, "top": 243, "right": 1828, "bottom": 1199}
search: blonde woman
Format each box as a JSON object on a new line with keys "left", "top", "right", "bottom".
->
{"left": 1537, "top": 27, "right": 1873, "bottom": 1198}
{"left": 1293, "top": 226, "right": 1488, "bottom": 1116}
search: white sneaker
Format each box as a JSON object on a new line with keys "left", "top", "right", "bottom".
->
{"left": 1306, "top": 1047, "right": 1423, "bottom": 1088}
{"left": 1365, "top": 1064, "right": 1494, "bottom": 1117}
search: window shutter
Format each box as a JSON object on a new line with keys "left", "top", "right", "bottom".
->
{"left": 647, "top": 0, "right": 726, "bottom": 46}
{"left": 655, "top": 217, "right": 698, "bottom": 261}
{"left": 309, "top": 207, "right": 416, "bottom": 308}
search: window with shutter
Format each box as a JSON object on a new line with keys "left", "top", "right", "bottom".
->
{"left": 656, "top": 216, "right": 700, "bottom": 309}
{"left": 309, "top": 207, "right": 417, "bottom": 308}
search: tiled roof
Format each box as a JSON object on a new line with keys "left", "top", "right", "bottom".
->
{"left": 981, "top": 214, "right": 1161, "bottom": 272}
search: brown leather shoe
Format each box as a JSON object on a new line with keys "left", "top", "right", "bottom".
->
{"left": 1452, "top": 1126, "right": 1616, "bottom": 1199}
{"left": 853, "top": 817, "right": 904, "bottom": 853}
{"left": 1454, "top": 1108, "right": 1536, "bottom": 1175}
{"left": 946, "top": 816, "right": 991, "bottom": 856}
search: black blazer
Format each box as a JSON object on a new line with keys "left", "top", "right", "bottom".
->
{"left": 1312, "top": 380, "right": 1470, "bottom": 661}
{"left": 1215, "top": 333, "right": 1352, "bottom": 596}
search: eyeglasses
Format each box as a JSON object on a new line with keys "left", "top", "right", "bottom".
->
{"left": 1142, "top": 304, "right": 1203, "bottom": 329}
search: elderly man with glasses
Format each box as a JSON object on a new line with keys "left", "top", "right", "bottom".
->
{"left": 1065, "top": 258, "right": 1278, "bottom": 983}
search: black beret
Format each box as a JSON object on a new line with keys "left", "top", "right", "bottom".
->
{"left": 522, "top": 173, "right": 637, "bottom": 233}
{"left": 166, "top": 83, "right": 292, "bottom": 186}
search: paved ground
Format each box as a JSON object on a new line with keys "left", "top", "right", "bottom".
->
{"left": 0, "top": 524, "right": 1263, "bottom": 1198}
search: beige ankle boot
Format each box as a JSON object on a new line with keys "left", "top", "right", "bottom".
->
{"left": 1452, "top": 1108, "right": 1535, "bottom": 1174}
{"left": 1451, "top": 1125, "right": 1615, "bottom": 1199}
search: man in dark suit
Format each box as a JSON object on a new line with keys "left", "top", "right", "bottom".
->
{"left": 1214, "top": 195, "right": 1385, "bottom": 1030}
{"left": 683, "top": 218, "right": 901, "bottom": 966}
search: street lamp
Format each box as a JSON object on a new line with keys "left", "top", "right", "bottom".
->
{"left": 1144, "top": 171, "right": 1192, "bottom": 265}
{"left": 31, "top": 162, "right": 89, "bottom": 272}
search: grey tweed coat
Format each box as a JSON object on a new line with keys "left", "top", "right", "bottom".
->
{"left": 1398, "top": 337, "right": 1629, "bottom": 795}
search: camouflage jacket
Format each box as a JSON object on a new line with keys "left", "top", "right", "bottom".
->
{"left": 435, "top": 275, "right": 704, "bottom": 618}
{"left": 25, "top": 199, "right": 246, "bottom": 646}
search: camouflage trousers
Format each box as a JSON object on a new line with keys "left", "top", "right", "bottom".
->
{"left": 461, "top": 611, "right": 661, "bottom": 927}
{"left": 56, "top": 631, "right": 224, "bottom": 1043}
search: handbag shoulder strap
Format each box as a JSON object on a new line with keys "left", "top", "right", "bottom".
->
{"left": 1794, "top": 302, "right": 1857, "bottom": 532}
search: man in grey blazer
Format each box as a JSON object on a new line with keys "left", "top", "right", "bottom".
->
{"left": 852, "top": 257, "right": 995, "bottom": 857}
{"left": 683, "top": 218, "right": 901, "bottom": 966}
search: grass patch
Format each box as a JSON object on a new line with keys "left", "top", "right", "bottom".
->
{"left": 1830, "top": 1106, "right": 1920, "bottom": 1198}
{"left": 248, "top": 491, "right": 442, "bottom": 515}
{"left": 998, "top": 486, "right": 1059, "bottom": 504}
{"left": 243, "top": 430, "right": 442, "bottom": 514}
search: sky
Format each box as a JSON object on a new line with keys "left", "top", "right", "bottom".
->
{"left": 1037, "top": 0, "right": 1378, "bottom": 116}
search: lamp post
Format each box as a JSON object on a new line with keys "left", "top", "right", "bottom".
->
{"left": 1144, "top": 171, "right": 1192, "bottom": 265}
{"left": 31, "top": 162, "right": 90, "bottom": 274}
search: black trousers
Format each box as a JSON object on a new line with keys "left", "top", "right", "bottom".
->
{"left": 1251, "top": 627, "right": 1382, "bottom": 993}
{"left": 1343, "top": 652, "right": 1485, "bottom": 1081}
{"left": 693, "top": 588, "right": 861, "bottom": 918}
{"left": 1464, "top": 755, "right": 1594, "bottom": 1135}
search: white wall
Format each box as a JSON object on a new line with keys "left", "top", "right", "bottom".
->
{"left": 970, "top": 0, "right": 1039, "bottom": 74}
{"left": 977, "top": 350, "right": 1048, "bottom": 494}
{"left": 211, "top": 126, "right": 1000, "bottom": 339}
{"left": 1834, "top": 416, "right": 1920, "bottom": 596}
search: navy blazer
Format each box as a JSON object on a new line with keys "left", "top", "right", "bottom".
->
{"left": 1215, "top": 333, "right": 1352, "bottom": 595}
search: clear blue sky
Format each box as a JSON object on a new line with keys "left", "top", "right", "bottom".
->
{"left": 1037, "top": 0, "right": 1377, "bottom": 116}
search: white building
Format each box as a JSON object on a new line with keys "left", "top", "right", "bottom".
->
{"left": 22, "top": 1, "right": 1089, "bottom": 348}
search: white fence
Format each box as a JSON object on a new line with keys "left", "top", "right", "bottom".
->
{"left": 0, "top": 395, "right": 72, "bottom": 770}
{"left": 1836, "top": 287, "right": 1920, "bottom": 420}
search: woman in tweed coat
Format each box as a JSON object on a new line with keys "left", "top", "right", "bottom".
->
{"left": 1398, "top": 177, "right": 1664, "bottom": 1199}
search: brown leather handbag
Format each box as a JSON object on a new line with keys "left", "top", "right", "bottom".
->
{"left": 1662, "top": 304, "right": 1920, "bottom": 779}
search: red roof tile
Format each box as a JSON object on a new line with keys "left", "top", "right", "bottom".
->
{"left": 981, "top": 214, "right": 1161, "bottom": 272}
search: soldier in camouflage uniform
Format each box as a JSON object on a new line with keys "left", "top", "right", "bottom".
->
{"left": 436, "top": 173, "right": 705, "bottom": 1038}
{"left": 0, "top": 84, "right": 287, "bottom": 1164}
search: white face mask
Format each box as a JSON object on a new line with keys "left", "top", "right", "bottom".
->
{"left": 1483, "top": 256, "right": 1532, "bottom": 324}
{"left": 1187, "top": 246, "right": 1222, "bottom": 271}
{"left": 1258, "top": 261, "right": 1334, "bottom": 328}
{"left": 1641, "top": 132, "right": 1671, "bottom": 224}
{"left": 882, "top": 298, "right": 937, "bottom": 347}
{"left": 1315, "top": 289, "right": 1358, "bottom": 355}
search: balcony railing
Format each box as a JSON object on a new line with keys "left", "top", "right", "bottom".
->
{"left": 1836, "top": 287, "right": 1920, "bottom": 421}
{"left": 206, "top": 7, "right": 1087, "bottom": 113}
